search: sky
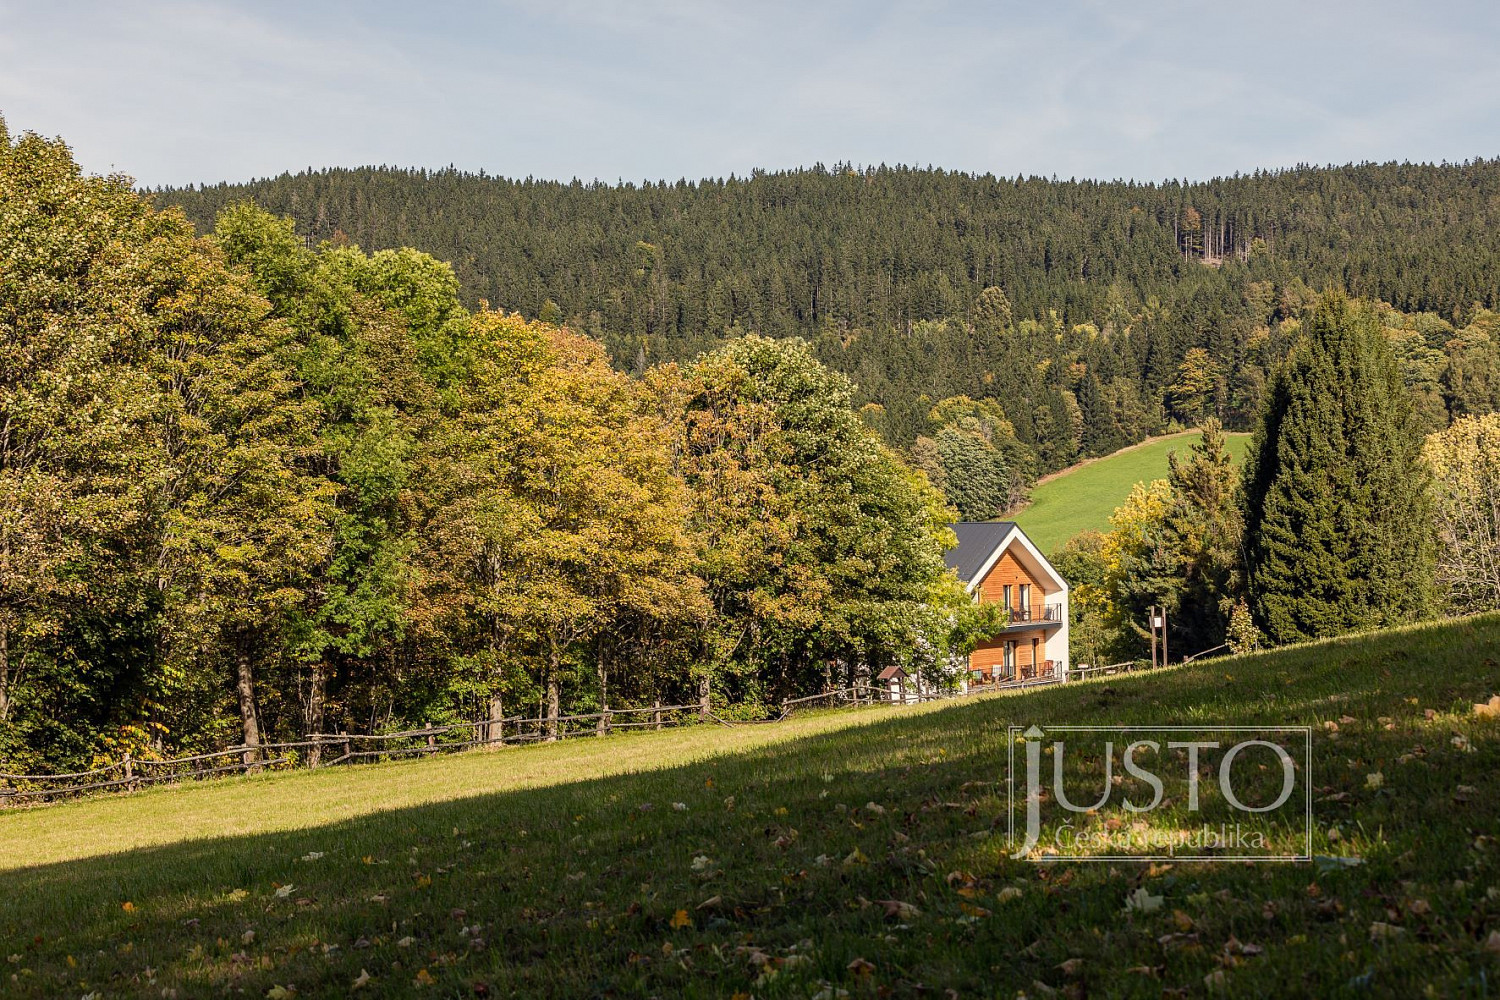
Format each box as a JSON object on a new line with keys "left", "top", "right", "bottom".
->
{"left": 2, "top": 0, "right": 1498, "bottom": 189}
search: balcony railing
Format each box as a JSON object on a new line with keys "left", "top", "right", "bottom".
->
{"left": 969, "top": 659, "right": 1058, "bottom": 688}
{"left": 1004, "top": 602, "right": 1064, "bottom": 626}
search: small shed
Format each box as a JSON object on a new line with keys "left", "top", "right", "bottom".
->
{"left": 876, "top": 664, "right": 910, "bottom": 703}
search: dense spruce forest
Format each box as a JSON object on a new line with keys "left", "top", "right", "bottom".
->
{"left": 158, "top": 161, "right": 1500, "bottom": 466}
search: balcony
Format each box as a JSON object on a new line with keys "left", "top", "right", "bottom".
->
{"left": 1003, "top": 602, "right": 1064, "bottom": 628}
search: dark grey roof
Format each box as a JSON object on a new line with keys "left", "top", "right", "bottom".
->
{"left": 944, "top": 521, "right": 1017, "bottom": 585}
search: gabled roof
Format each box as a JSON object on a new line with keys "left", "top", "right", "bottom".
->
{"left": 943, "top": 521, "right": 1017, "bottom": 586}
{"left": 944, "top": 521, "right": 1068, "bottom": 595}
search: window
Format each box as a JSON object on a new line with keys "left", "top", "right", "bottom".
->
{"left": 1001, "top": 584, "right": 1012, "bottom": 611}
{"left": 1018, "top": 583, "right": 1031, "bottom": 620}
{"left": 1003, "top": 641, "right": 1017, "bottom": 677}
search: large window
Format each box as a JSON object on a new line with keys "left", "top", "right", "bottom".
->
{"left": 1018, "top": 583, "right": 1031, "bottom": 620}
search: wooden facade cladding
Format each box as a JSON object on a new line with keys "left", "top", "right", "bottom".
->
{"left": 969, "top": 630, "right": 1049, "bottom": 673}
{"left": 975, "top": 550, "right": 1045, "bottom": 613}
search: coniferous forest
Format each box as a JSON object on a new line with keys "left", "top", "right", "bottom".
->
{"left": 157, "top": 159, "right": 1500, "bottom": 464}
{"left": 6, "top": 114, "right": 1500, "bottom": 773}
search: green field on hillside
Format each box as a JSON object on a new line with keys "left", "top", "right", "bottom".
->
{"left": 1013, "top": 431, "right": 1253, "bottom": 554}
{"left": 3, "top": 615, "right": 1499, "bottom": 998}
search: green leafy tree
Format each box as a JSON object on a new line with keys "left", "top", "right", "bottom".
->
{"left": 1158, "top": 419, "right": 1244, "bottom": 655}
{"left": 668, "top": 337, "right": 964, "bottom": 705}
{"left": 0, "top": 121, "right": 161, "bottom": 764}
{"left": 1424, "top": 413, "right": 1500, "bottom": 614}
{"left": 931, "top": 426, "right": 1010, "bottom": 521}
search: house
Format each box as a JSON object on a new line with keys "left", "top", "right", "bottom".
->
{"left": 944, "top": 521, "right": 1069, "bottom": 686}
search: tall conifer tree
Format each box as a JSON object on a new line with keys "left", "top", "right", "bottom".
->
{"left": 1241, "top": 293, "right": 1435, "bottom": 643}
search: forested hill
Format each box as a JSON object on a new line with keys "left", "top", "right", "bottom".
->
{"left": 156, "top": 160, "right": 1500, "bottom": 335}
{"left": 156, "top": 161, "right": 1500, "bottom": 458}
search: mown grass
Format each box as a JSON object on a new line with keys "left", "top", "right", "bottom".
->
{"left": 1013, "top": 431, "right": 1252, "bottom": 554}
{"left": 3, "top": 614, "right": 1500, "bottom": 998}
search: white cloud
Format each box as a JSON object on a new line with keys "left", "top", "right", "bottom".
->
{"left": 0, "top": 0, "right": 1496, "bottom": 186}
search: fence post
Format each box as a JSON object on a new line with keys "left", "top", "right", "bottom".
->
{"left": 309, "top": 734, "right": 322, "bottom": 769}
{"left": 123, "top": 751, "right": 134, "bottom": 792}
{"left": 654, "top": 698, "right": 663, "bottom": 730}
{"left": 427, "top": 722, "right": 436, "bottom": 750}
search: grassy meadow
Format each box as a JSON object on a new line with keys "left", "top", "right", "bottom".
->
{"left": 3, "top": 614, "right": 1500, "bottom": 998}
{"left": 1013, "top": 431, "right": 1253, "bottom": 554}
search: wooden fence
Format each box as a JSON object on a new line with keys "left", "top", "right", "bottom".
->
{"left": 0, "top": 678, "right": 1015, "bottom": 807}
{"left": 0, "top": 702, "right": 702, "bottom": 806}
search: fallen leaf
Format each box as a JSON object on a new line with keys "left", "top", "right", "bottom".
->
{"left": 351, "top": 969, "right": 372, "bottom": 990}
{"left": 274, "top": 884, "right": 295, "bottom": 898}
{"left": 696, "top": 895, "right": 722, "bottom": 910}
{"left": 846, "top": 957, "right": 875, "bottom": 976}
{"left": 997, "top": 887, "right": 1022, "bottom": 903}
{"left": 879, "top": 899, "right": 920, "bottom": 920}
{"left": 1124, "top": 887, "right": 1164, "bottom": 913}
{"left": 669, "top": 909, "right": 692, "bottom": 930}
{"left": 1365, "top": 772, "right": 1384, "bottom": 791}
{"left": 1369, "top": 922, "right": 1405, "bottom": 941}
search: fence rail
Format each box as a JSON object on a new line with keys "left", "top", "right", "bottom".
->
{"left": 0, "top": 676, "right": 1041, "bottom": 806}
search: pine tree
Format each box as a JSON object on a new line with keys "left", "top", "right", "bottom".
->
{"left": 1241, "top": 293, "right": 1436, "bottom": 643}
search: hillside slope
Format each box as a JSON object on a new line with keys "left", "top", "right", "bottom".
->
{"left": 3, "top": 614, "right": 1498, "bottom": 997}
{"left": 1013, "top": 430, "right": 1252, "bottom": 553}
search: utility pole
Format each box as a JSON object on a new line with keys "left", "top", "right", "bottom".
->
{"left": 1160, "top": 607, "right": 1169, "bottom": 665}
{"left": 1149, "top": 605, "right": 1158, "bottom": 669}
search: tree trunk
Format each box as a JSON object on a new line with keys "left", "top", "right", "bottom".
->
{"left": 545, "top": 640, "right": 561, "bottom": 742}
{"left": 0, "top": 616, "right": 10, "bottom": 723}
{"left": 305, "top": 661, "right": 327, "bottom": 765}
{"left": 596, "top": 651, "right": 609, "bottom": 736}
{"left": 698, "top": 672, "right": 711, "bottom": 721}
{"left": 487, "top": 626, "right": 505, "bottom": 747}
{"left": 487, "top": 691, "right": 505, "bottom": 747}
{"left": 234, "top": 636, "right": 262, "bottom": 764}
